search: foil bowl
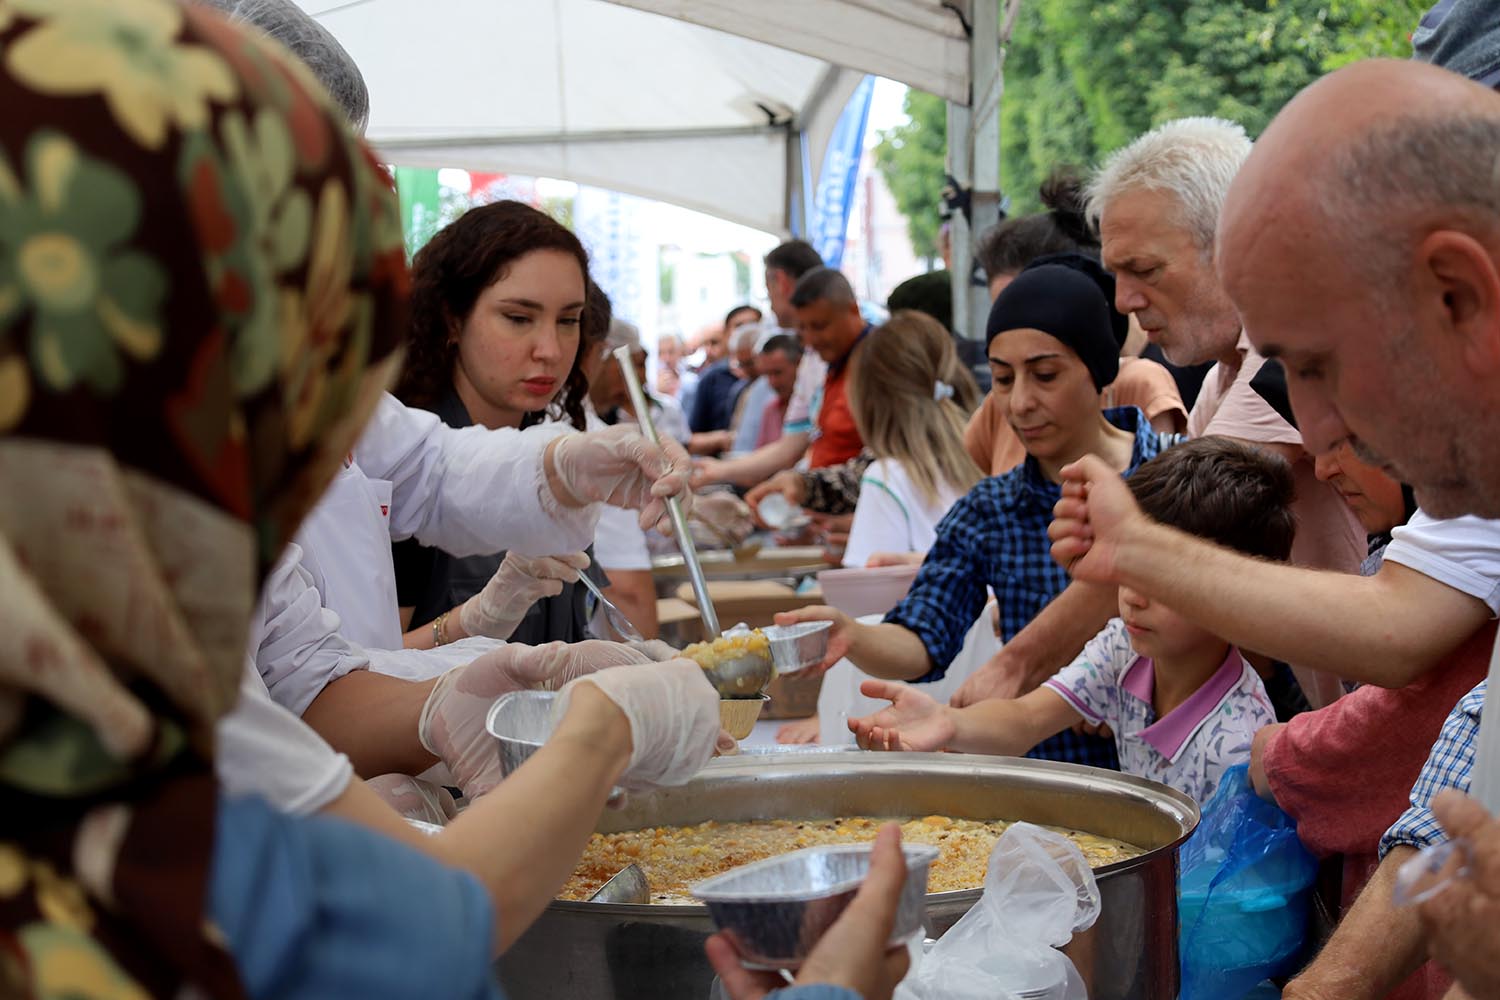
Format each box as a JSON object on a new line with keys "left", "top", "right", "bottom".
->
{"left": 763, "top": 621, "right": 833, "bottom": 674}
{"left": 719, "top": 694, "right": 771, "bottom": 739}
{"left": 485, "top": 690, "right": 625, "bottom": 800}
{"left": 691, "top": 842, "right": 939, "bottom": 968}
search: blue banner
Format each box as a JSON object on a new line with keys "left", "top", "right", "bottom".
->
{"left": 808, "top": 76, "right": 875, "bottom": 269}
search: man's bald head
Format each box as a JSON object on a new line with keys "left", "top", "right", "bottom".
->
{"left": 1224, "top": 59, "right": 1500, "bottom": 290}
{"left": 1218, "top": 59, "right": 1500, "bottom": 517}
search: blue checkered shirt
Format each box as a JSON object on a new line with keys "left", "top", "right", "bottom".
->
{"left": 1381, "top": 680, "right": 1487, "bottom": 858}
{"left": 884, "top": 406, "right": 1180, "bottom": 770}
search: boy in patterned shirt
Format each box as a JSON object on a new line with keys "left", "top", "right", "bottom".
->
{"left": 850, "top": 437, "right": 1291, "bottom": 805}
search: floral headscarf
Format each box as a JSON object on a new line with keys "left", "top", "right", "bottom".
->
{"left": 0, "top": 1, "right": 407, "bottom": 995}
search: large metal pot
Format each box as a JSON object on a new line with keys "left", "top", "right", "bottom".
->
{"left": 499, "top": 752, "right": 1198, "bottom": 1000}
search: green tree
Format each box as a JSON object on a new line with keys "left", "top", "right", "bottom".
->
{"left": 873, "top": 88, "right": 948, "bottom": 261}
{"left": 875, "top": 0, "right": 1428, "bottom": 236}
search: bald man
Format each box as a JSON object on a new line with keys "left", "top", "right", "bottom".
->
{"left": 1218, "top": 56, "right": 1500, "bottom": 1000}
{"left": 1049, "top": 59, "right": 1500, "bottom": 1000}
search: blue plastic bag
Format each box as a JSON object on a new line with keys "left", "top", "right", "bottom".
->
{"left": 1178, "top": 764, "right": 1317, "bottom": 1000}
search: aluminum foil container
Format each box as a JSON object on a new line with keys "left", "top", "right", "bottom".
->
{"left": 763, "top": 621, "right": 832, "bottom": 674}
{"left": 485, "top": 689, "right": 555, "bottom": 777}
{"left": 691, "top": 842, "right": 939, "bottom": 968}
{"left": 485, "top": 689, "right": 624, "bottom": 801}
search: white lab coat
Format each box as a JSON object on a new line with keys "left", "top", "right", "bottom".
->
{"left": 297, "top": 393, "right": 600, "bottom": 649}
{"left": 250, "top": 541, "right": 508, "bottom": 714}
{"left": 295, "top": 459, "right": 401, "bottom": 650}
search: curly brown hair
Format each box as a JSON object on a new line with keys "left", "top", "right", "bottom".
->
{"left": 394, "top": 200, "right": 593, "bottom": 430}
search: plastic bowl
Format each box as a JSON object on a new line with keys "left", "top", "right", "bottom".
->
{"left": 691, "top": 842, "right": 938, "bottom": 968}
{"left": 816, "top": 565, "right": 921, "bottom": 619}
{"left": 763, "top": 621, "right": 833, "bottom": 674}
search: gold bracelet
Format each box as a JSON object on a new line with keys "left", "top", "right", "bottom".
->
{"left": 433, "top": 611, "right": 451, "bottom": 646}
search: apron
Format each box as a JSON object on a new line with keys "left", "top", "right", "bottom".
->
{"left": 295, "top": 458, "right": 403, "bottom": 650}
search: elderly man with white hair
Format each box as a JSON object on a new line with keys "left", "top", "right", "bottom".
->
{"left": 952, "top": 115, "right": 1365, "bottom": 713}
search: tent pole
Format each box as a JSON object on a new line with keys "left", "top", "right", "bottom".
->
{"left": 945, "top": 98, "right": 974, "bottom": 341}
{"left": 785, "top": 123, "right": 808, "bottom": 239}
{"left": 951, "top": 0, "right": 1016, "bottom": 344}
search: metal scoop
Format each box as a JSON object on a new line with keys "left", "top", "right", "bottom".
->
{"left": 588, "top": 863, "right": 650, "bottom": 904}
{"left": 704, "top": 650, "right": 776, "bottom": 698}
{"left": 696, "top": 626, "right": 776, "bottom": 698}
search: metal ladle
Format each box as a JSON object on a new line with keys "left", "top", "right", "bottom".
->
{"left": 576, "top": 572, "right": 645, "bottom": 643}
{"left": 613, "top": 346, "right": 720, "bottom": 640}
{"left": 587, "top": 862, "right": 650, "bottom": 904}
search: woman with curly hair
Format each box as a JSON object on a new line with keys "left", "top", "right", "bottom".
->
{"left": 391, "top": 201, "right": 609, "bottom": 649}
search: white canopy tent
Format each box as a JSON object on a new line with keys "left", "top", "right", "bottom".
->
{"left": 295, "top": 0, "right": 975, "bottom": 236}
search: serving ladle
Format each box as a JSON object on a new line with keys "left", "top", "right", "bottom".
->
{"left": 588, "top": 863, "right": 651, "bottom": 904}
{"left": 577, "top": 572, "right": 645, "bottom": 643}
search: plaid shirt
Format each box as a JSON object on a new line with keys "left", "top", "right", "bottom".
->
{"left": 884, "top": 407, "right": 1179, "bottom": 769}
{"left": 1381, "top": 680, "right": 1487, "bottom": 858}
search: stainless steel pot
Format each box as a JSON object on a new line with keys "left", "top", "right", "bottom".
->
{"left": 498, "top": 752, "right": 1198, "bottom": 1000}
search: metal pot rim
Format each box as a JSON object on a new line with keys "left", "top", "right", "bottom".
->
{"left": 559, "top": 751, "right": 1199, "bottom": 914}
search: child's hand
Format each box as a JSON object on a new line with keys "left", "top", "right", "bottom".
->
{"left": 849, "top": 679, "right": 956, "bottom": 752}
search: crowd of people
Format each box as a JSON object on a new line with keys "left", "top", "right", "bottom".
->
{"left": 8, "top": 1, "right": 1500, "bottom": 1000}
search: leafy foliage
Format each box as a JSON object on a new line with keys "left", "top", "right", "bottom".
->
{"left": 874, "top": 0, "right": 1428, "bottom": 240}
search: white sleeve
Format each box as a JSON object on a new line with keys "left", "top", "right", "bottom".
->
{"left": 252, "top": 543, "right": 370, "bottom": 716}
{"left": 842, "top": 461, "right": 912, "bottom": 569}
{"left": 216, "top": 662, "right": 354, "bottom": 815}
{"left": 353, "top": 393, "right": 598, "bottom": 558}
{"left": 1384, "top": 509, "right": 1500, "bottom": 615}
{"left": 593, "top": 503, "right": 653, "bottom": 571}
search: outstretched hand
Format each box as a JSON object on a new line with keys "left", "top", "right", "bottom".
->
{"left": 850, "top": 679, "right": 955, "bottom": 752}
{"left": 1047, "top": 454, "right": 1144, "bottom": 583}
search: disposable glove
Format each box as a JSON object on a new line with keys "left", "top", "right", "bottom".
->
{"left": 546, "top": 424, "right": 694, "bottom": 531}
{"left": 626, "top": 639, "right": 682, "bottom": 663}
{"left": 418, "top": 640, "right": 654, "bottom": 796}
{"left": 366, "top": 773, "right": 458, "bottom": 826}
{"left": 553, "top": 660, "right": 720, "bottom": 790}
{"left": 457, "top": 551, "right": 590, "bottom": 639}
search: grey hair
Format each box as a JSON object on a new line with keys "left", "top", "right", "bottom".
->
{"left": 1087, "top": 117, "right": 1252, "bottom": 254}
{"left": 731, "top": 321, "right": 763, "bottom": 354}
{"left": 789, "top": 267, "right": 856, "bottom": 309}
{"left": 1320, "top": 113, "right": 1500, "bottom": 284}
{"left": 196, "top": 0, "right": 370, "bottom": 133}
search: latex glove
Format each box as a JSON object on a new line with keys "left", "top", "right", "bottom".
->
{"left": 418, "top": 640, "right": 654, "bottom": 797}
{"left": 366, "top": 773, "right": 458, "bottom": 826}
{"left": 458, "top": 551, "right": 591, "bottom": 639}
{"left": 626, "top": 639, "right": 682, "bottom": 663}
{"left": 553, "top": 660, "right": 719, "bottom": 791}
{"left": 546, "top": 424, "right": 693, "bottom": 531}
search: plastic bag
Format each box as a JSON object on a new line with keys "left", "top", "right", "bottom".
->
{"left": 896, "top": 823, "right": 1101, "bottom": 1000}
{"left": 1178, "top": 764, "right": 1317, "bottom": 1000}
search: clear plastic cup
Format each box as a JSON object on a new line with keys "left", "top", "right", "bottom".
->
{"left": 1392, "top": 836, "right": 1474, "bottom": 907}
